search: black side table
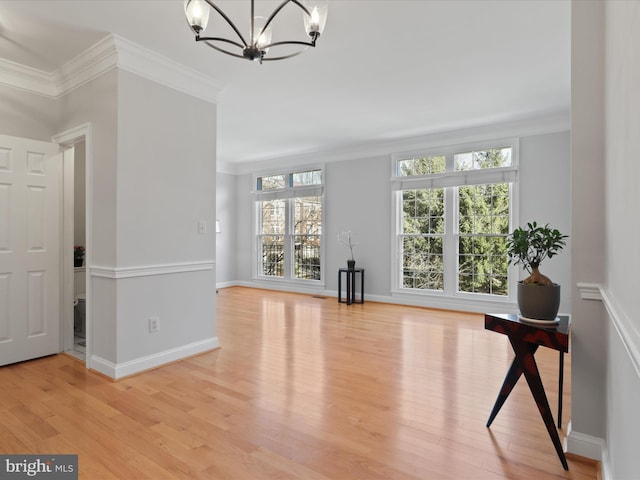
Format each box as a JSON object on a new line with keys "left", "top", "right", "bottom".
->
{"left": 485, "top": 313, "right": 570, "bottom": 470}
{"left": 338, "top": 268, "right": 364, "bottom": 305}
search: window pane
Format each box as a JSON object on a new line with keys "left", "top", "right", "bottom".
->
{"left": 294, "top": 235, "right": 320, "bottom": 280}
{"left": 402, "top": 235, "right": 444, "bottom": 290}
{"left": 402, "top": 189, "right": 445, "bottom": 234}
{"left": 459, "top": 184, "right": 510, "bottom": 234}
{"left": 259, "top": 199, "right": 285, "bottom": 277}
{"left": 294, "top": 196, "right": 322, "bottom": 235}
{"left": 458, "top": 236, "right": 508, "bottom": 295}
{"left": 260, "top": 199, "right": 285, "bottom": 234}
{"left": 294, "top": 196, "right": 322, "bottom": 280}
{"left": 397, "top": 156, "right": 446, "bottom": 176}
{"left": 260, "top": 235, "right": 284, "bottom": 277}
{"left": 458, "top": 182, "right": 510, "bottom": 296}
{"left": 258, "top": 174, "right": 287, "bottom": 190}
{"left": 292, "top": 169, "right": 322, "bottom": 186}
{"left": 455, "top": 147, "right": 512, "bottom": 171}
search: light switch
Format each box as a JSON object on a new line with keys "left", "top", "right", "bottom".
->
{"left": 198, "top": 220, "right": 208, "bottom": 234}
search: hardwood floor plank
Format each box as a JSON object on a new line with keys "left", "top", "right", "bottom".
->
{"left": 0, "top": 287, "right": 599, "bottom": 479}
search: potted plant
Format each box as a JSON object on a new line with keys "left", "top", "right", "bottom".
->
{"left": 74, "top": 245, "right": 85, "bottom": 268}
{"left": 337, "top": 231, "right": 357, "bottom": 270}
{"left": 506, "top": 222, "right": 568, "bottom": 321}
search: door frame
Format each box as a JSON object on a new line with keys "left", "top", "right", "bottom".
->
{"left": 53, "top": 123, "right": 93, "bottom": 367}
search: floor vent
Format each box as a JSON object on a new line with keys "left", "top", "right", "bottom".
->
{"left": 311, "top": 295, "right": 327, "bottom": 299}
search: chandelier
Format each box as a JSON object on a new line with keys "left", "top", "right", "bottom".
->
{"left": 184, "top": 0, "right": 328, "bottom": 63}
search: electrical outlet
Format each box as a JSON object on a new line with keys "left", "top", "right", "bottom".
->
{"left": 148, "top": 316, "right": 160, "bottom": 333}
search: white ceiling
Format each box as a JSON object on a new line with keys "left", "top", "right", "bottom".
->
{"left": 0, "top": 0, "right": 571, "bottom": 167}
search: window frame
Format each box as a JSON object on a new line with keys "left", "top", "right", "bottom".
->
{"left": 390, "top": 139, "right": 519, "bottom": 305}
{"left": 252, "top": 165, "right": 325, "bottom": 287}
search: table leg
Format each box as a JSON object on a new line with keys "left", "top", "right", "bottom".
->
{"left": 509, "top": 338, "right": 568, "bottom": 470}
{"left": 558, "top": 351, "right": 564, "bottom": 428}
{"left": 346, "top": 270, "right": 352, "bottom": 305}
{"left": 338, "top": 271, "right": 343, "bottom": 303}
{"left": 351, "top": 270, "right": 356, "bottom": 303}
{"left": 486, "top": 344, "right": 539, "bottom": 428}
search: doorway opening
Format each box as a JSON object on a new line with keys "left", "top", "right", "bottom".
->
{"left": 69, "top": 140, "right": 86, "bottom": 361}
{"left": 54, "top": 124, "right": 92, "bottom": 366}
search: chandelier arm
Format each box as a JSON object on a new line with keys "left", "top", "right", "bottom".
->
{"left": 261, "top": 0, "right": 294, "bottom": 36}
{"left": 260, "top": 0, "right": 312, "bottom": 39}
{"left": 196, "top": 36, "right": 246, "bottom": 51}
{"left": 262, "top": 39, "right": 316, "bottom": 51}
{"left": 289, "top": 0, "right": 312, "bottom": 17}
{"left": 203, "top": 0, "right": 249, "bottom": 48}
{"left": 201, "top": 40, "right": 249, "bottom": 60}
{"left": 261, "top": 46, "right": 311, "bottom": 61}
{"left": 186, "top": 0, "right": 325, "bottom": 63}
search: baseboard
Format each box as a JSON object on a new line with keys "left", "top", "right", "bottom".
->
{"left": 222, "top": 281, "right": 519, "bottom": 314}
{"left": 89, "top": 337, "right": 220, "bottom": 379}
{"left": 600, "top": 446, "right": 612, "bottom": 480}
{"left": 566, "top": 421, "right": 605, "bottom": 461}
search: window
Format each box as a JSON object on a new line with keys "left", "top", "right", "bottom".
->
{"left": 402, "top": 188, "right": 445, "bottom": 290}
{"left": 457, "top": 182, "right": 510, "bottom": 295}
{"left": 392, "top": 143, "right": 517, "bottom": 300}
{"left": 255, "top": 168, "right": 323, "bottom": 283}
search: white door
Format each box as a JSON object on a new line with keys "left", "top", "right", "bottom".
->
{"left": 0, "top": 134, "right": 61, "bottom": 366}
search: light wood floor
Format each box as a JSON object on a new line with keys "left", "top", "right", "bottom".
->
{"left": 0, "top": 287, "right": 599, "bottom": 479}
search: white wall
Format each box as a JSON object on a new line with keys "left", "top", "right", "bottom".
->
{"left": 215, "top": 171, "right": 237, "bottom": 286}
{"left": 112, "top": 70, "right": 217, "bottom": 369}
{"left": 235, "top": 173, "right": 254, "bottom": 284}
{"left": 230, "top": 125, "right": 571, "bottom": 314}
{"left": 58, "top": 69, "right": 119, "bottom": 268}
{"left": 568, "top": 3, "right": 640, "bottom": 475}
{"left": 567, "top": 0, "right": 608, "bottom": 459}
{"left": 0, "top": 84, "right": 58, "bottom": 140}
{"left": 519, "top": 132, "right": 572, "bottom": 314}
{"left": 54, "top": 66, "right": 219, "bottom": 376}
{"left": 325, "top": 154, "right": 391, "bottom": 296}
{"left": 602, "top": 1, "right": 640, "bottom": 478}
{"left": 57, "top": 69, "right": 120, "bottom": 364}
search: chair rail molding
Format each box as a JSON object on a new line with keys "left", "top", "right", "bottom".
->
{"left": 577, "top": 282, "right": 640, "bottom": 379}
{"left": 91, "top": 261, "right": 215, "bottom": 279}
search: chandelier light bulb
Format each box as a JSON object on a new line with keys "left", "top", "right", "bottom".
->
{"left": 253, "top": 16, "right": 272, "bottom": 51}
{"left": 185, "top": 0, "right": 210, "bottom": 33}
{"left": 310, "top": 7, "right": 320, "bottom": 31}
{"left": 303, "top": 0, "right": 328, "bottom": 38}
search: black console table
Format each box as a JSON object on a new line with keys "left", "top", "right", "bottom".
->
{"left": 485, "top": 313, "right": 570, "bottom": 470}
{"left": 338, "top": 268, "right": 364, "bottom": 305}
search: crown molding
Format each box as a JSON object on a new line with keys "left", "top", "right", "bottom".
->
{"left": 112, "top": 35, "right": 221, "bottom": 104}
{"left": 224, "top": 111, "right": 570, "bottom": 175}
{"left": 55, "top": 35, "right": 119, "bottom": 97}
{"left": 0, "top": 34, "right": 220, "bottom": 103}
{"left": 0, "top": 57, "right": 57, "bottom": 97}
